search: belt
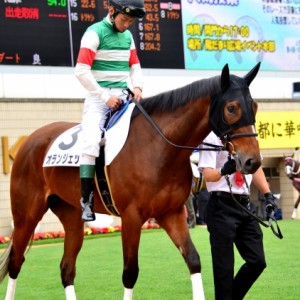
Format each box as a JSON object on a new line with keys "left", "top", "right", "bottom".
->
{"left": 210, "top": 191, "right": 249, "bottom": 202}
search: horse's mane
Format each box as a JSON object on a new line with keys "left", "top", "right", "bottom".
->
{"left": 132, "top": 75, "right": 221, "bottom": 116}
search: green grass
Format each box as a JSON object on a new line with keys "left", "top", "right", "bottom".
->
{"left": 0, "top": 220, "right": 299, "bottom": 299}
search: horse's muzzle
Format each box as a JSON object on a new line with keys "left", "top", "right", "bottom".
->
{"left": 235, "top": 154, "right": 261, "bottom": 174}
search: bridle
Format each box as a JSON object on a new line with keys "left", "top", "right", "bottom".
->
{"left": 221, "top": 133, "right": 258, "bottom": 159}
{"left": 223, "top": 132, "right": 258, "bottom": 140}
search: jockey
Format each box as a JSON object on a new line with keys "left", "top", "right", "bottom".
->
{"left": 74, "top": 0, "right": 145, "bottom": 222}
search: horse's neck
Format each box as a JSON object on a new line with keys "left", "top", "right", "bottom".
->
{"left": 293, "top": 161, "right": 300, "bottom": 175}
{"left": 157, "top": 98, "right": 211, "bottom": 151}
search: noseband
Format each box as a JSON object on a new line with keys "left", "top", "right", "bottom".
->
{"left": 223, "top": 132, "right": 258, "bottom": 140}
{"left": 221, "top": 132, "right": 258, "bottom": 157}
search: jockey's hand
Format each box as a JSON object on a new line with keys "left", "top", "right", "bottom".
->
{"left": 107, "top": 96, "right": 121, "bottom": 110}
{"left": 264, "top": 192, "right": 278, "bottom": 219}
{"left": 133, "top": 87, "right": 142, "bottom": 101}
{"left": 220, "top": 158, "right": 236, "bottom": 176}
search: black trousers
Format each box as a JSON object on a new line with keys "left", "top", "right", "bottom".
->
{"left": 196, "top": 189, "right": 210, "bottom": 224}
{"left": 206, "top": 193, "right": 266, "bottom": 300}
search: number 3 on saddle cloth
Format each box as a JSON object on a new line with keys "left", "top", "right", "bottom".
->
{"left": 42, "top": 100, "right": 135, "bottom": 216}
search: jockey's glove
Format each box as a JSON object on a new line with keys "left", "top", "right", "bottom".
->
{"left": 220, "top": 158, "right": 236, "bottom": 176}
{"left": 264, "top": 192, "right": 278, "bottom": 219}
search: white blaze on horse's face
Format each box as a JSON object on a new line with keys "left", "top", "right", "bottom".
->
{"left": 285, "top": 165, "right": 293, "bottom": 177}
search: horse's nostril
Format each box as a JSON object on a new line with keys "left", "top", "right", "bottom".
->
{"left": 244, "top": 158, "right": 260, "bottom": 173}
{"left": 245, "top": 159, "right": 252, "bottom": 168}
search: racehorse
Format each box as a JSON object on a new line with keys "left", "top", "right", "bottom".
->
{"left": 284, "top": 156, "right": 300, "bottom": 219}
{"left": 0, "top": 63, "right": 262, "bottom": 300}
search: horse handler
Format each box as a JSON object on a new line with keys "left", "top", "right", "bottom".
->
{"left": 75, "top": 0, "right": 145, "bottom": 222}
{"left": 198, "top": 131, "right": 277, "bottom": 300}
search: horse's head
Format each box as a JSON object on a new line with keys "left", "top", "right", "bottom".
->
{"left": 284, "top": 156, "right": 299, "bottom": 179}
{"left": 209, "top": 63, "right": 261, "bottom": 174}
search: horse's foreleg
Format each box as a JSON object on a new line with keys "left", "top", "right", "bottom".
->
{"left": 61, "top": 220, "right": 83, "bottom": 300}
{"left": 60, "top": 221, "right": 83, "bottom": 300}
{"left": 157, "top": 209, "right": 205, "bottom": 300}
{"left": 50, "top": 198, "right": 84, "bottom": 300}
{"left": 120, "top": 213, "right": 144, "bottom": 300}
{"left": 292, "top": 195, "right": 300, "bottom": 219}
{"left": 4, "top": 277, "right": 17, "bottom": 300}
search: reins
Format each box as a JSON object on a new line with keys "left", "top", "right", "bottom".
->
{"left": 224, "top": 175, "right": 283, "bottom": 239}
{"left": 130, "top": 97, "right": 225, "bottom": 151}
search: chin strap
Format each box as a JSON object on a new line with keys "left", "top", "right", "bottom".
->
{"left": 109, "top": 12, "right": 121, "bottom": 32}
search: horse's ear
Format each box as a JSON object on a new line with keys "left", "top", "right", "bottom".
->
{"left": 244, "top": 62, "right": 261, "bottom": 86}
{"left": 221, "top": 63, "right": 230, "bottom": 93}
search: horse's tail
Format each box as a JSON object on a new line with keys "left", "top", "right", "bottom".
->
{"left": 0, "top": 237, "right": 13, "bottom": 283}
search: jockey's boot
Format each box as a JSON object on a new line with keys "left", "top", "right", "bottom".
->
{"left": 80, "top": 177, "right": 95, "bottom": 222}
{"left": 80, "top": 165, "right": 96, "bottom": 222}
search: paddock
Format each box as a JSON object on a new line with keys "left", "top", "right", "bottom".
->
{"left": 0, "top": 98, "right": 300, "bottom": 237}
{"left": 0, "top": 221, "right": 299, "bottom": 299}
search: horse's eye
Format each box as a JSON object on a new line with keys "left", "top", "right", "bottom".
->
{"left": 223, "top": 101, "right": 241, "bottom": 125}
{"left": 227, "top": 106, "right": 236, "bottom": 114}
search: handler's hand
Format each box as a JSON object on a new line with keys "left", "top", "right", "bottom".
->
{"left": 220, "top": 159, "right": 236, "bottom": 176}
{"left": 264, "top": 192, "right": 278, "bottom": 219}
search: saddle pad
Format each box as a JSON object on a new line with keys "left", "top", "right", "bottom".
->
{"left": 43, "top": 102, "right": 135, "bottom": 167}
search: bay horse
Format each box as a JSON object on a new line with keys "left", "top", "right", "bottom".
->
{"left": 0, "top": 63, "right": 262, "bottom": 300}
{"left": 284, "top": 156, "right": 300, "bottom": 219}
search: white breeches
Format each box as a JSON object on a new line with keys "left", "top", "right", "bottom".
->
{"left": 81, "top": 88, "right": 125, "bottom": 158}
